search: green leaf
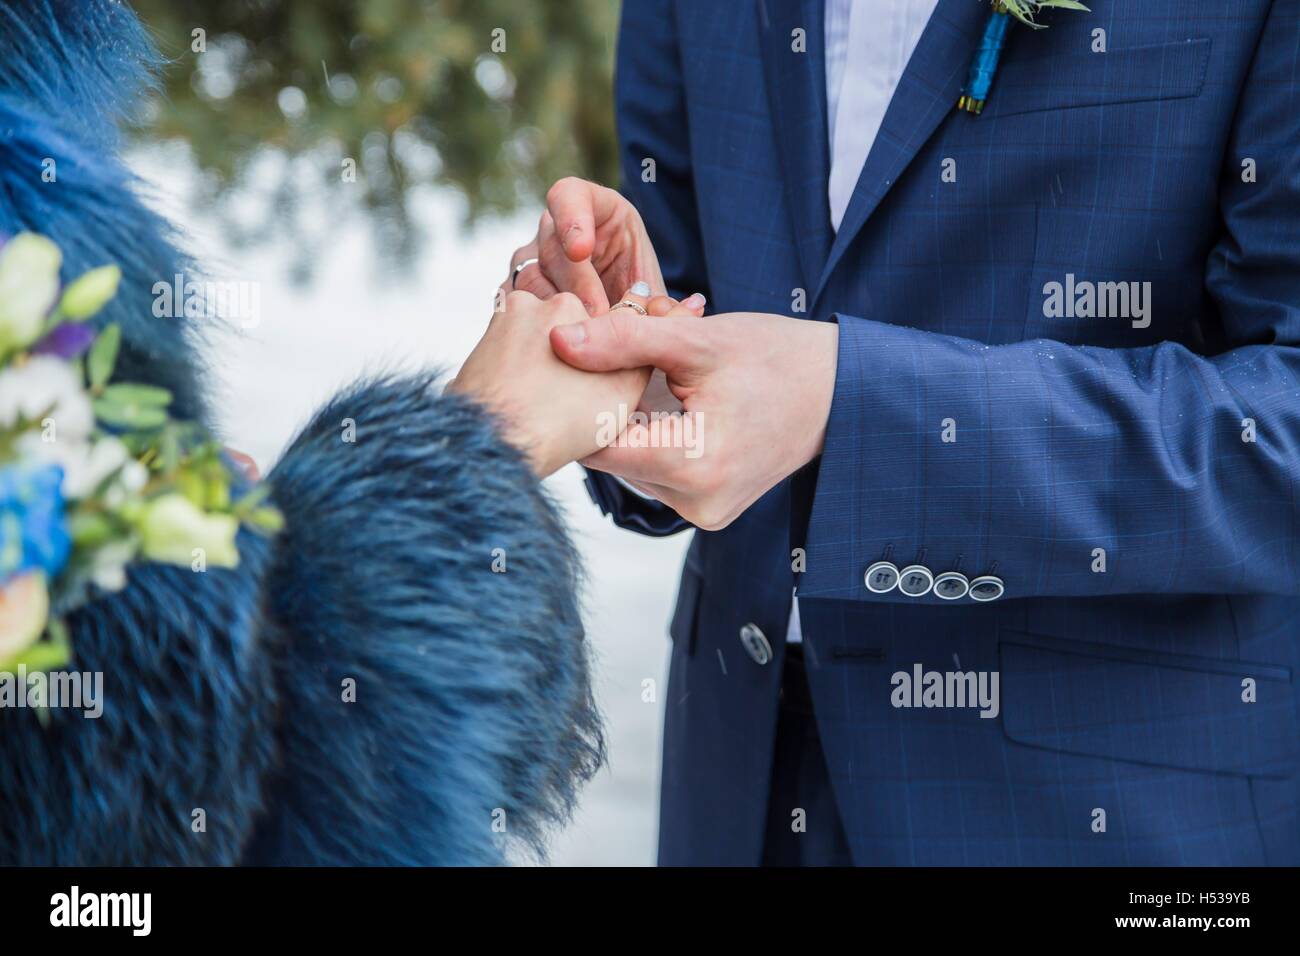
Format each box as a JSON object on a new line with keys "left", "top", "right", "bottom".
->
{"left": 58, "top": 264, "right": 122, "bottom": 320}
{"left": 232, "top": 482, "right": 272, "bottom": 515}
{"left": 176, "top": 470, "right": 207, "bottom": 508}
{"left": 159, "top": 426, "right": 181, "bottom": 474}
{"left": 3, "top": 619, "right": 71, "bottom": 675}
{"left": 99, "top": 383, "right": 173, "bottom": 409}
{"left": 1001, "top": 0, "right": 1090, "bottom": 27}
{"left": 204, "top": 473, "right": 231, "bottom": 511}
{"left": 93, "top": 394, "right": 169, "bottom": 430}
{"left": 68, "top": 510, "right": 117, "bottom": 548}
{"left": 246, "top": 506, "right": 285, "bottom": 535}
{"left": 87, "top": 323, "right": 121, "bottom": 389}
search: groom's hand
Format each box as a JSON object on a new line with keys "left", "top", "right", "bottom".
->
{"left": 550, "top": 310, "right": 839, "bottom": 530}
{"left": 506, "top": 177, "right": 704, "bottom": 318}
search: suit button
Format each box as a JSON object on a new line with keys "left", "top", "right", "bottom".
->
{"left": 739, "top": 623, "right": 773, "bottom": 665}
{"left": 864, "top": 560, "right": 900, "bottom": 594}
{"left": 933, "top": 571, "right": 970, "bottom": 600}
{"left": 897, "top": 564, "right": 934, "bottom": 597}
{"left": 969, "top": 575, "right": 1005, "bottom": 602}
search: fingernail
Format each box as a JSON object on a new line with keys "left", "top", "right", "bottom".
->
{"left": 630, "top": 280, "right": 651, "bottom": 297}
{"left": 683, "top": 292, "right": 707, "bottom": 309}
{"left": 556, "top": 323, "right": 588, "bottom": 347}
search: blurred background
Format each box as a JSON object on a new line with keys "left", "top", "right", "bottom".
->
{"left": 127, "top": 0, "right": 687, "bottom": 865}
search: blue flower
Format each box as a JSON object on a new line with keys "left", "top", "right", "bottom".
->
{"left": 0, "top": 464, "right": 71, "bottom": 585}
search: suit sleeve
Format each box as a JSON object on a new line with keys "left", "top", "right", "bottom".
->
{"left": 802, "top": 4, "right": 1300, "bottom": 603}
{"left": 583, "top": 0, "right": 709, "bottom": 536}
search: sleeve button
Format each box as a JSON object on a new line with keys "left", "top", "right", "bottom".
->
{"left": 864, "top": 560, "right": 900, "bottom": 593}
{"left": 969, "top": 575, "right": 1005, "bottom": 602}
{"left": 934, "top": 571, "right": 970, "bottom": 600}
{"left": 897, "top": 565, "right": 934, "bottom": 597}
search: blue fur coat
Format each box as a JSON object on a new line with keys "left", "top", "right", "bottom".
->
{"left": 0, "top": 0, "right": 602, "bottom": 865}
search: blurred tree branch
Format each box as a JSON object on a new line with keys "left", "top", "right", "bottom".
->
{"left": 131, "top": 0, "right": 620, "bottom": 280}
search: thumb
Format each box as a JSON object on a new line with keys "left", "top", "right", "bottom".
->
{"left": 550, "top": 310, "right": 706, "bottom": 376}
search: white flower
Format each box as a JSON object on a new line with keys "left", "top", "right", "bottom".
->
{"left": 138, "top": 493, "right": 239, "bottom": 569}
{"left": 0, "top": 233, "right": 62, "bottom": 353}
{"left": 0, "top": 355, "right": 94, "bottom": 438}
{"left": 102, "top": 458, "right": 149, "bottom": 508}
{"left": 13, "top": 432, "right": 148, "bottom": 504}
{"left": 119, "top": 459, "right": 148, "bottom": 493}
{"left": 45, "top": 435, "right": 129, "bottom": 501}
{"left": 88, "top": 540, "right": 136, "bottom": 592}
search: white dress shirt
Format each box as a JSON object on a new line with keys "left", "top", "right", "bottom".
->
{"left": 785, "top": 0, "right": 938, "bottom": 642}
{"left": 825, "top": 0, "right": 939, "bottom": 230}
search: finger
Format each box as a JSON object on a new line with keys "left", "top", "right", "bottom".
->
{"left": 544, "top": 291, "right": 598, "bottom": 328}
{"left": 509, "top": 240, "right": 539, "bottom": 273}
{"left": 646, "top": 295, "right": 681, "bottom": 317}
{"left": 550, "top": 308, "right": 707, "bottom": 376}
{"left": 609, "top": 281, "right": 654, "bottom": 316}
{"left": 511, "top": 259, "right": 559, "bottom": 299}
{"left": 583, "top": 428, "right": 693, "bottom": 485}
{"left": 636, "top": 368, "right": 683, "bottom": 414}
{"left": 587, "top": 429, "right": 681, "bottom": 481}
{"left": 546, "top": 177, "right": 624, "bottom": 262}
{"left": 538, "top": 211, "right": 609, "bottom": 314}
{"left": 647, "top": 292, "right": 707, "bottom": 317}
{"left": 502, "top": 239, "right": 557, "bottom": 300}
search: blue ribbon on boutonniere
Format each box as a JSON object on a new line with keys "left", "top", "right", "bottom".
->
{"left": 958, "top": 0, "right": 1091, "bottom": 114}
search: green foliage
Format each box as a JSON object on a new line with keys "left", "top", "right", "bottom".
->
{"left": 131, "top": 0, "right": 621, "bottom": 279}
{"left": 86, "top": 323, "right": 120, "bottom": 390}
{"left": 999, "top": 1, "right": 1091, "bottom": 29}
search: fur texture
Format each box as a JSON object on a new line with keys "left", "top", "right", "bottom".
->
{"left": 0, "top": 0, "right": 602, "bottom": 865}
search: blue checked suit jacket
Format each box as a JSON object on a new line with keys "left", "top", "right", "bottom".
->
{"left": 586, "top": 0, "right": 1300, "bottom": 865}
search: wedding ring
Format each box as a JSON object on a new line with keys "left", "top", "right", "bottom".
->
{"left": 612, "top": 299, "right": 648, "bottom": 315}
{"left": 511, "top": 257, "right": 539, "bottom": 288}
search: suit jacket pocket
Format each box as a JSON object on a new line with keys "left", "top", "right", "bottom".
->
{"left": 999, "top": 630, "right": 1296, "bottom": 777}
{"left": 980, "top": 38, "right": 1212, "bottom": 120}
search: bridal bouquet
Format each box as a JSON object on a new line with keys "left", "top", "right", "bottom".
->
{"left": 0, "top": 232, "right": 279, "bottom": 672}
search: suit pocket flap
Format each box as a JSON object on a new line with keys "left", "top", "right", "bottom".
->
{"left": 982, "top": 38, "right": 1212, "bottom": 119}
{"left": 1000, "top": 632, "right": 1297, "bottom": 777}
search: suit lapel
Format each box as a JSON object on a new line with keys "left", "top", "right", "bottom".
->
{"left": 757, "top": 0, "right": 833, "bottom": 296}
{"left": 815, "top": 0, "right": 988, "bottom": 303}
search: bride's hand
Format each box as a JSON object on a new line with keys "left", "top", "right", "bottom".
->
{"left": 451, "top": 287, "right": 683, "bottom": 477}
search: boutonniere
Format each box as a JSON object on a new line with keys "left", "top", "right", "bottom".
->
{"left": 958, "top": 1, "right": 1091, "bottom": 114}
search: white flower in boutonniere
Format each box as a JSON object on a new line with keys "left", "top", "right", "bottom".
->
{"left": 958, "top": 1, "right": 1091, "bottom": 115}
